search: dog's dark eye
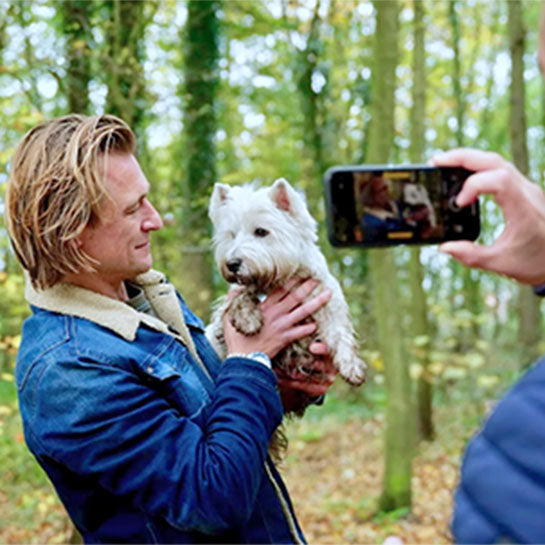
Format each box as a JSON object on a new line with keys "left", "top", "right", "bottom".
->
{"left": 254, "top": 227, "right": 269, "bottom": 238}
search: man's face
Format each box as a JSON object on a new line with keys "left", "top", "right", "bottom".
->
{"left": 371, "top": 176, "right": 390, "bottom": 207}
{"left": 78, "top": 153, "right": 163, "bottom": 286}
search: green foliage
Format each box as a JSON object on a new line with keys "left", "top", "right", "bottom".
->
{"left": 1, "top": 0, "right": 545, "bottom": 537}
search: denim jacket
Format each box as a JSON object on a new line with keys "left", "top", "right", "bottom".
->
{"left": 16, "top": 270, "right": 306, "bottom": 544}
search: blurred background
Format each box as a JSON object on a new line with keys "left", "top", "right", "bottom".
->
{"left": 0, "top": 0, "right": 543, "bottom": 542}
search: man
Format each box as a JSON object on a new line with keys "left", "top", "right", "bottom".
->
{"left": 358, "top": 174, "right": 406, "bottom": 241}
{"left": 430, "top": 5, "right": 545, "bottom": 543}
{"left": 5, "top": 114, "right": 336, "bottom": 543}
{"left": 434, "top": 148, "right": 545, "bottom": 544}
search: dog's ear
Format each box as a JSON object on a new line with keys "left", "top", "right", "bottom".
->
{"left": 270, "top": 178, "right": 318, "bottom": 241}
{"left": 270, "top": 178, "right": 300, "bottom": 213}
{"left": 209, "top": 183, "right": 231, "bottom": 223}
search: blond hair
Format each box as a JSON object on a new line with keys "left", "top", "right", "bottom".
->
{"left": 5, "top": 114, "right": 135, "bottom": 289}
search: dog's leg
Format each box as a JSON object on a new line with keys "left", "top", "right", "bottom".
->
{"left": 315, "top": 280, "right": 367, "bottom": 386}
{"left": 227, "top": 288, "right": 264, "bottom": 335}
{"left": 334, "top": 332, "right": 367, "bottom": 386}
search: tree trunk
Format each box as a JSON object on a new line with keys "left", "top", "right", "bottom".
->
{"left": 103, "top": 0, "right": 148, "bottom": 139}
{"left": 448, "top": 0, "right": 481, "bottom": 338}
{"left": 508, "top": 0, "right": 541, "bottom": 363}
{"left": 62, "top": 0, "right": 92, "bottom": 114}
{"left": 408, "top": 0, "right": 434, "bottom": 442}
{"left": 296, "top": 0, "right": 326, "bottom": 210}
{"left": 367, "top": 0, "right": 413, "bottom": 512}
{"left": 178, "top": 0, "right": 221, "bottom": 320}
{"left": 448, "top": 0, "right": 464, "bottom": 147}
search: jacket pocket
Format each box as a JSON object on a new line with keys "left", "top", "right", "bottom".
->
{"left": 134, "top": 340, "right": 212, "bottom": 417}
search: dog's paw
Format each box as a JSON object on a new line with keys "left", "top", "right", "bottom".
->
{"left": 228, "top": 295, "right": 263, "bottom": 335}
{"left": 230, "top": 311, "right": 263, "bottom": 335}
{"left": 340, "top": 361, "right": 367, "bottom": 386}
{"left": 337, "top": 352, "right": 367, "bottom": 386}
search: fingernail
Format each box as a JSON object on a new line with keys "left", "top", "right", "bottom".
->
{"left": 431, "top": 151, "right": 448, "bottom": 163}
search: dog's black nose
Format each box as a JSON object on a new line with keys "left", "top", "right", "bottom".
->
{"left": 226, "top": 259, "right": 242, "bottom": 273}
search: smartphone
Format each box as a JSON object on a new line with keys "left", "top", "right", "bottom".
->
{"left": 323, "top": 164, "right": 480, "bottom": 248}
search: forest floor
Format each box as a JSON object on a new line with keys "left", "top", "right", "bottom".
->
{"left": 281, "top": 404, "right": 475, "bottom": 545}
{"left": 0, "top": 382, "right": 485, "bottom": 544}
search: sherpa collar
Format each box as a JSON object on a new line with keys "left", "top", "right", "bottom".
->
{"left": 25, "top": 270, "right": 204, "bottom": 368}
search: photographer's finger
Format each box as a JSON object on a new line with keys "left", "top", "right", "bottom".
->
{"left": 456, "top": 169, "right": 526, "bottom": 220}
{"left": 439, "top": 240, "right": 497, "bottom": 271}
{"left": 432, "top": 148, "right": 508, "bottom": 172}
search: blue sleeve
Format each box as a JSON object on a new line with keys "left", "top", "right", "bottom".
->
{"left": 26, "top": 354, "right": 283, "bottom": 535}
{"left": 452, "top": 358, "right": 545, "bottom": 544}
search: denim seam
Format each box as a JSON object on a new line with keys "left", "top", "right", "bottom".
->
{"left": 18, "top": 316, "right": 71, "bottom": 391}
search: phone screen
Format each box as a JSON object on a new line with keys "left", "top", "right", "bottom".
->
{"left": 324, "top": 165, "right": 480, "bottom": 247}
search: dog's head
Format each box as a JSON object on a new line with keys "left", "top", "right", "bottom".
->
{"left": 403, "top": 183, "right": 430, "bottom": 206}
{"left": 209, "top": 178, "right": 318, "bottom": 289}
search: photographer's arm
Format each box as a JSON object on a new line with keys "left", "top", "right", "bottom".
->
{"left": 433, "top": 148, "right": 545, "bottom": 285}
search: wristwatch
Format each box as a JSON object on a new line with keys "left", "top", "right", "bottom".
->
{"left": 226, "top": 351, "right": 272, "bottom": 368}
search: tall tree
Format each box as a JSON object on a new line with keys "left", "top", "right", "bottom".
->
{"left": 408, "top": 0, "right": 434, "bottom": 442}
{"left": 0, "top": 4, "right": 8, "bottom": 63}
{"left": 448, "top": 0, "right": 464, "bottom": 147}
{"left": 15, "top": 2, "right": 42, "bottom": 111}
{"left": 179, "top": 0, "right": 221, "bottom": 320}
{"left": 508, "top": 0, "right": 541, "bottom": 362}
{"left": 448, "top": 0, "right": 481, "bottom": 341}
{"left": 103, "top": 0, "right": 148, "bottom": 138}
{"left": 367, "top": 0, "right": 413, "bottom": 512}
{"left": 62, "top": 0, "right": 93, "bottom": 114}
{"left": 101, "top": 0, "right": 159, "bottom": 223}
{"left": 296, "top": 0, "right": 327, "bottom": 208}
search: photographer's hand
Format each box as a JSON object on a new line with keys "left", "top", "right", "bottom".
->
{"left": 433, "top": 148, "right": 545, "bottom": 285}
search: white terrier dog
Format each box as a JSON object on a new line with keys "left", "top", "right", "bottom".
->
{"left": 206, "top": 178, "right": 366, "bottom": 387}
{"left": 403, "top": 183, "right": 437, "bottom": 228}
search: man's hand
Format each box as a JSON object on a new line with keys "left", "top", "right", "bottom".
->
{"left": 223, "top": 277, "right": 332, "bottom": 358}
{"left": 275, "top": 341, "right": 338, "bottom": 414}
{"left": 433, "top": 148, "right": 545, "bottom": 285}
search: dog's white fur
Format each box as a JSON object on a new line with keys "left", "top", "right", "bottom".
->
{"left": 403, "top": 183, "right": 437, "bottom": 227}
{"left": 205, "top": 178, "right": 366, "bottom": 386}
